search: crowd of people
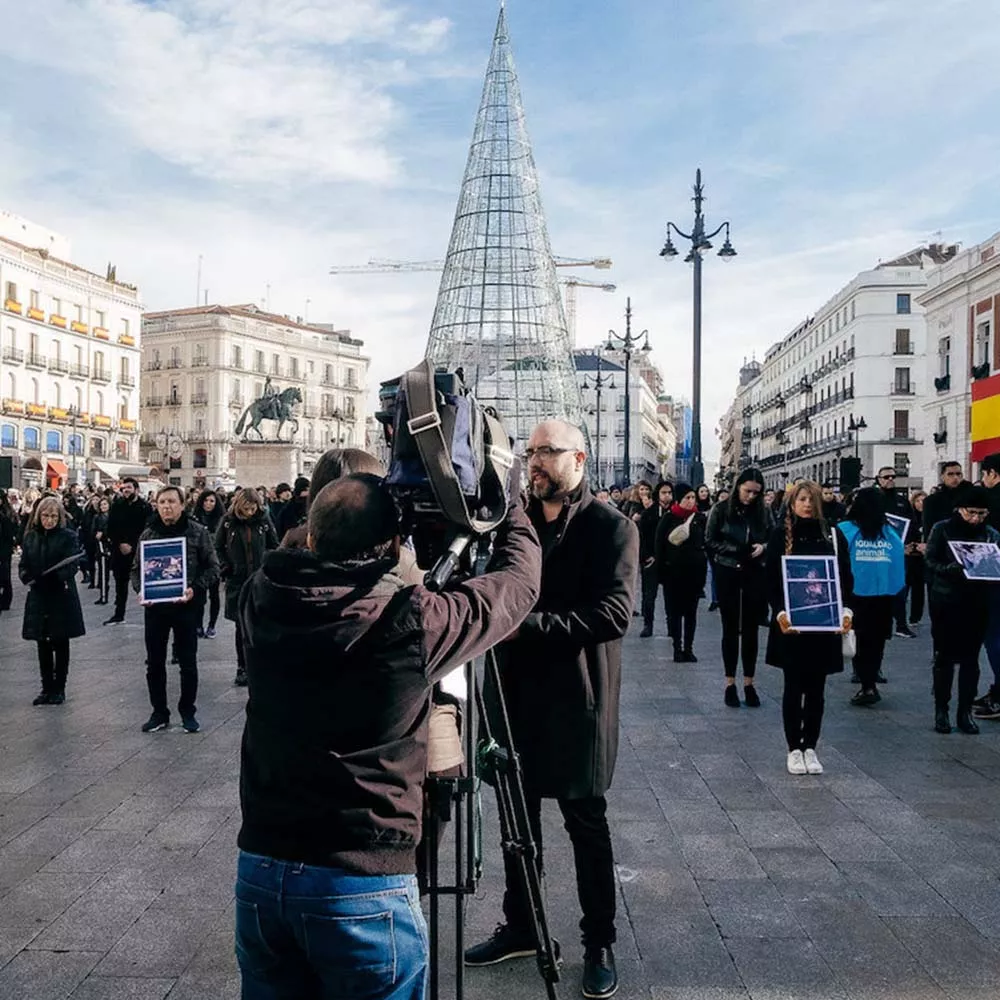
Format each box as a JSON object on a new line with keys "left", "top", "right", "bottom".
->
{"left": 1, "top": 441, "right": 999, "bottom": 1000}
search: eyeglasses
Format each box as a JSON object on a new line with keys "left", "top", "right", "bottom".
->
{"left": 961, "top": 509, "right": 989, "bottom": 519}
{"left": 879, "top": 475, "right": 896, "bottom": 481}
{"left": 523, "top": 446, "right": 574, "bottom": 460}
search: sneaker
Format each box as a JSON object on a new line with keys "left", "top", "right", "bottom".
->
{"left": 743, "top": 685, "right": 761, "bottom": 708}
{"left": 141, "top": 713, "right": 170, "bottom": 733}
{"left": 465, "top": 924, "right": 541, "bottom": 966}
{"left": 787, "top": 749, "right": 807, "bottom": 775}
{"left": 103, "top": 615, "right": 124, "bottom": 626}
{"left": 582, "top": 945, "right": 618, "bottom": 999}
{"left": 972, "top": 694, "right": 991, "bottom": 710}
{"left": 32, "top": 691, "right": 51, "bottom": 706}
{"left": 205, "top": 627, "right": 216, "bottom": 639}
{"left": 724, "top": 685, "right": 741, "bottom": 708}
{"left": 803, "top": 749, "right": 824, "bottom": 775}
{"left": 181, "top": 715, "right": 200, "bottom": 734}
{"left": 234, "top": 669, "right": 249, "bottom": 687}
{"left": 972, "top": 699, "right": 1000, "bottom": 720}
{"left": 895, "top": 626, "right": 917, "bottom": 639}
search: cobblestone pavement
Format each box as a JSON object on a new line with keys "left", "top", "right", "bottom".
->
{"left": 1, "top": 580, "right": 999, "bottom": 999}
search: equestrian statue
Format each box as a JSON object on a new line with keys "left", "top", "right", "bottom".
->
{"left": 234, "top": 376, "right": 302, "bottom": 442}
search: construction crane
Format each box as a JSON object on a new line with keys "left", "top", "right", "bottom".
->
{"left": 330, "top": 255, "right": 615, "bottom": 343}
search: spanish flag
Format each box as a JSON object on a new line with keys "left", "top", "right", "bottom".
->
{"left": 971, "top": 372, "right": 1000, "bottom": 462}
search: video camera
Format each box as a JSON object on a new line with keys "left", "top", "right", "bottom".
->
{"left": 376, "top": 360, "right": 516, "bottom": 581}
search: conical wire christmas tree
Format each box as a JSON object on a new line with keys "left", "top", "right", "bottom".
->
{"left": 425, "top": 3, "right": 584, "bottom": 447}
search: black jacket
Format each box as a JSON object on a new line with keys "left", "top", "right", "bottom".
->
{"left": 130, "top": 513, "right": 220, "bottom": 595}
{"left": 922, "top": 485, "right": 962, "bottom": 539}
{"left": 988, "top": 483, "right": 1000, "bottom": 534}
{"left": 822, "top": 500, "right": 847, "bottom": 525}
{"left": 765, "top": 517, "right": 854, "bottom": 676}
{"left": 637, "top": 502, "right": 662, "bottom": 562}
{"left": 0, "top": 511, "right": 17, "bottom": 560}
{"left": 19, "top": 527, "right": 86, "bottom": 641}
{"left": 497, "top": 483, "right": 639, "bottom": 799}
{"left": 705, "top": 500, "right": 771, "bottom": 571}
{"left": 655, "top": 507, "right": 708, "bottom": 595}
{"left": 879, "top": 487, "right": 913, "bottom": 522}
{"left": 237, "top": 505, "right": 541, "bottom": 874}
{"left": 215, "top": 511, "right": 279, "bottom": 621}
{"left": 925, "top": 513, "right": 1000, "bottom": 608}
{"left": 277, "top": 495, "right": 308, "bottom": 539}
{"left": 108, "top": 494, "right": 150, "bottom": 551}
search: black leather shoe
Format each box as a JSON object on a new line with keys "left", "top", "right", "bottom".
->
{"left": 956, "top": 710, "right": 980, "bottom": 735}
{"left": 582, "top": 946, "right": 618, "bottom": 998}
{"left": 725, "top": 685, "right": 741, "bottom": 708}
{"left": 934, "top": 708, "right": 951, "bottom": 734}
{"left": 32, "top": 691, "right": 51, "bottom": 706}
{"left": 638, "top": 627, "right": 653, "bottom": 638}
{"left": 743, "top": 685, "right": 761, "bottom": 708}
{"left": 465, "top": 925, "right": 538, "bottom": 966}
{"left": 683, "top": 649, "right": 698, "bottom": 663}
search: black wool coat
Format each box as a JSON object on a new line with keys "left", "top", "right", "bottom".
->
{"left": 216, "top": 512, "right": 279, "bottom": 621}
{"left": 764, "top": 518, "right": 854, "bottom": 677}
{"left": 497, "top": 483, "right": 639, "bottom": 799}
{"left": 19, "top": 527, "right": 86, "bottom": 641}
{"left": 655, "top": 508, "right": 708, "bottom": 598}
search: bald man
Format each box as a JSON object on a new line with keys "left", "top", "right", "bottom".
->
{"left": 466, "top": 419, "right": 639, "bottom": 1000}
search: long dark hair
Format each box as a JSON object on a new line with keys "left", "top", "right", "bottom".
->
{"left": 847, "top": 487, "right": 888, "bottom": 541}
{"left": 726, "top": 468, "right": 768, "bottom": 532}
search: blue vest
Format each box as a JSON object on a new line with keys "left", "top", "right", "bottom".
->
{"left": 838, "top": 521, "right": 906, "bottom": 596}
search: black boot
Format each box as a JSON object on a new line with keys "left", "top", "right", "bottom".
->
{"left": 934, "top": 706, "right": 951, "bottom": 734}
{"left": 956, "top": 709, "right": 980, "bottom": 735}
{"left": 673, "top": 643, "right": 685, "bottom": 663}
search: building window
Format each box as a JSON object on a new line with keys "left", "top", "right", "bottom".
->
{"left": 938, "top": 337, "right": 951, "bottom": 377}
{"left": 894, "top": 328, "right": 911, "bottom": 354}
{"left": 95, "top": 310, "right": 106, "bottom": 328}
{"left": 121, "top": 318, "right": 130, "bottom": 337}
{"left": 193, "top": 448, "right": 208, "bottom": 469}
{"left": 345, "top": 368, "right": 358, "bottom": 389}
{"left": 169, "top": 455, "right": 182, "bottom": 470}
{"left": 896, "top": 293, "right": 911, "bottom": 314}
{"left": 91, "top": 438, "right": 104, "bottom": 457}
{"left": 324, "top": 363, "right": 333, "bottom": 384}
{"left": 29, "top": 290, "right": 40, "bottom": 310}
{"left": 51, "top": 296, "right": 61, "bottom": 316}
{"left": 894, "top": 452, "right": 910, "bottom": 476}
{"left": 96, "top": 391, "right": 104, "bottom": 415}
{"left": 74, "top": 303, "right": 84, "bottom": 323}
{"left": 290, "top": 358, "right": 299, "bottom": 378}
{"left": 893, "top": 410, "right": 910, "bottom": 439}
{"left": 272, "top": 354, "right": 280, "bottom": 375}
{"left": 894, "top": 367, "right": 911, "bottom": 393}
{"left": 5, "top": 281, "right": 17, "bottom": 302}
{"left": 24, "top": 427, "right": 40, "bottom": 450}
{"left": 851, "top": 300, "right": 856, "bottom": 320}
{"left": 116, "top": 440, "right": 129, "bottom": 459}
{"left": 46, "top": 430, "right": 63, "bottom": 452}
{"left": 976, "top": 321, "right": 991, "bottom": 368}
{"left": 255, "top": 350, "right": 265, "bottom": 374}
{"left": 68, "top": 434, "right": 83, "bottom": 456}
{"left": 231, "top": 345, "right": 243, "bottom": 369}
{"left": 1, "top": 424, "right": 16, "bottom": 447}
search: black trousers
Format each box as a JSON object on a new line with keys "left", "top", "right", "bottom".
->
{"left": 144, "top": 602, "right": 199, "bottom": 718}
{"left": 668, "top": 588, "right": 700, "bottom": 653}
{"left": 111, "top": 551, "right": 133, "bottom": 619}
{"left": 715, "top": 565, "right": 762, "bottom": 678}
{"left": 199, "top": 583, "right": 221, "bottom": 630}
{"left": 641, "top": 564, "right": 669, "bottom": 630}
{"left": 892, "top": 587, "right": 908, "bottom": 632}
{"left": 852, "top": 595, "right": 894, "bottom": 690}
{"left": 905, "top": 558, "right": 925, "bottom": 623}
{"left": 0, "top": 557, "right": 12, "bottom": 611}
{"left": 235, "top": 618, "right": 247, "bottom": 671}
{"left": 502, "top": 794, "right": 616, "bottom": 948}
{"left": 37, "top": 639, "right": 70, "bottom": 694}
{"left": 930, "top": 600, "right": 988, "bottom": 712}
{"left": 95, "top": 551, "right": 111, "bottom": 603}
{"left": 782, "top": 669, "right": 827, "bottom": 750}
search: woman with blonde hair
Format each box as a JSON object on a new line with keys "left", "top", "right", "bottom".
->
{"left": 19, "top": 496, "right": 86, "bottom": 705}
{"left": 765, "top": 481, "right": 854, "bottom": 775}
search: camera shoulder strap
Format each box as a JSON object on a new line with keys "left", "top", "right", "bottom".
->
{"left": 403, "top": 359, "right": 512, "bottom": 534}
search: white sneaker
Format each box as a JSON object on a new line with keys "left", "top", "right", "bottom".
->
{"left": 803, "top": 749, "right": 824, "bottom": 775}
{"left": 786, "top": 749, "right": 807, "bottom": 775}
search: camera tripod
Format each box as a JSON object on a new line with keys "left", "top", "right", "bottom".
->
{"left": 420, "top": 546, "right": 559, "bottom": 1000}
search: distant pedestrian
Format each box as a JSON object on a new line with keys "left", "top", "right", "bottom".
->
{"left": 19, "top": 496, "right": 85, "bottom": 705}
{"left": 637, "top": 481, "right": 667, "bottom": 638}
{"left": 276, "top": 477, "right": 310, "bottom": 539}
{"left": 0, "top": 488, "right": 18, "bottom": 615}
{"left": 766, "top": 482, "right": 854, "bottom": 775}
{"left": 92, "top": 497, "right": 112, "bottom": 605}
{"left": 905, "top": 491, "right": 928, "bottom": 626}
{"left": 104, "top": 477, "right": 149, "bottom": 626}
{"left": 705, "top": 468, "right": 771, "bottom": 707}
{"left": 192, "top": 490, "right": 224, "bottom": 638}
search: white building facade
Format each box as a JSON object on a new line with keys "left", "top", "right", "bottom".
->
{"left": 917, "top": 232, "right": 1000, "bottom": 483}
{"left": 140, "top": 305, "right": 369, "bottom": 489}
{"left": 732, "top": 246, "right": 958, "bottom": 491}
{"left": 0, "top": 211, "right": 142, "bottom": 489}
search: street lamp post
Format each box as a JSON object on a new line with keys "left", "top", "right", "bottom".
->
{"left": 659, "top": 168, "right": 738, "bottom": 488}
{"left": 606, "top": 298, "right": 649, "bottom": 486}
{"left": 581, "top": 353, "right": 616, "bottom": 488}
{"left": 68, "top": 406, "right": 79, "bottom": 484}
{"left": 848, "top": 414, "right": 867, "bottom": 462}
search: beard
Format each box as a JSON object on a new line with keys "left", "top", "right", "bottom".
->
{"left": 530, "top": 468, "right": 572, "bottom": 501}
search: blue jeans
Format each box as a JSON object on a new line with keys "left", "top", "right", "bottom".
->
{"left": 235, "top": 851, "right": 428, "bottom": 1000}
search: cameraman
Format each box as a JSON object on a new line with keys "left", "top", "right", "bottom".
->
{"left": 235, "top": 474, "right": 541, "bottom": 1000}
{"left": 466, "top": 420, "right": 638, "bottom": 1000}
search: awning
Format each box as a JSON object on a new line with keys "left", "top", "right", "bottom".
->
{"left": 88, "top": 460, "right": 159, "bottom": 481}
{"left": 46, "top": 460, "right": 68, "bottom": 479}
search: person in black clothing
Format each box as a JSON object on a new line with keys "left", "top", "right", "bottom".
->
{"left": 874, "top": 466, "right": 916, "bottom": 639}
{"left": 216, "top": 487, "right": 278, "bottom": 686}
{"left": 0, "top": 488, "right": 18, "bottom": 615}
{"left": 695, "top": 483, "right": 712, "bottom": 513}
{"left": 766, "top": 481, "right": 854, "bottom": 775}
{"left": 922, "top": 462, "right": 965, "bottom": 538}
{"left": 192, "top": 490, "right": 224, "bottom": 638}
{"left": 92, "top": 497, "right": 112, "bottom": 605}
{"left": 705, "top": 468, "right": 771, "bottom": 707}
{"left": 131, "top": 486, "right": 220, "bottom": 734}
{"left": 236, "top": 474, "right": 541, "bottom": 1000}
{"left": 925, "top": 484, "right": 1000, "bottom": 735}
{"left": 655, "top": 482, "right": 708, "bottom": 662}
{"left": 275, "top": 476, "right": 310, "bottom": 538}
{"left": 905, "top": 491, "right": 928, "bottom": 625}
{"left": 821, "top": 483, "right": 846, "bottom": 524}
{"left": 104, "top": 477, "right": 149, "bottom": 624}
{"left": 19, "top": 497, "right": 86, "bottom": 705}
{"left": 637, "top": 480, "right": 668, "bottom": 637}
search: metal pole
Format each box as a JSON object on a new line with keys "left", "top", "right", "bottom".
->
{"left": 691, "top": 250, "right": 704, "bottom": 487}
{"left": 623, "top": 348, "right": 631, "bottom": 485}
{"left": 595, "top": 391, "right": 602, "bottom": 487}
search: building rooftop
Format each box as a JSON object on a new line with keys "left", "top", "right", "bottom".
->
{"left": 878, "top": 243, "right": 960, "bottom": 269}
{"left": 573, "top": 352, "right": 625, "bottom": 373}
{"left": 0, "top": 232, "right": 138, "bottom": 292}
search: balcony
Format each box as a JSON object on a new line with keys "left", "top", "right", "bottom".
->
{"left": 92, "top": 414, "right": 112, "bottom": 428}
{"left": 890, "top": 382, "right": 915, "bottom": 396}
{"left": 26, "top": 402, "right": 47, "bottom": 417}
{"left": 2, "top": 347, "right": 23, "bottom": 364}
{"left": 166, "top": 358, "right": 184, "bottom": 369}
{"left": 92, "top": 368, "right": 112, "bottom": 384}
{"left": 933, "top": 430, "right": 948, "bottom": 445}
{"left": 27, "top": 306, "right": 45, "bottom": 322}
{"left": 119, "top": 418, "right": 137, "bottom": 431}
{"left": 49, "top": 407, "right": 70, "bottom": 423}
{"left": 2, "top": 398, "right": 25, "bottom": 414}
{"left": 74, "top": 321, "right": 91, "bottom": 336}
{"left": 48, "top": 357, "right": 69, "bottom": 374}
{"left": 165, "top": 396, "right": 183, "bottom": 407}
{"left": 118, "top": 374, "right": 136, "bottom": 389}
{"left": 4, "top": 298, "right": 22, "bottom": 315}
{"left": 49, "top": 314, "right": 67, "bottom": 329}
{"left": 145, "top": 360, "right": 163, "bottom": 371}
{"left": 972, "top": 362, "right": 991, "bottom": 381}
{"left": 145, "top": 396, "right": 164, "bottom": 408}
{"left": 118, "top": 333, "right": 135, "bottom": 347}
{"left": 191, "top": 356, "right": 209, "bottom": 367}
{"left": 70, "top": 363, "right": 89, "bottom": 379}
{"left": 889, "top": 428, "right": 916, "bottom": 443}
{"left": 191, "top": 392, "right": 209, "bottom": 405}
{"left": 934, "top": 374, "right": 951, "bottom": 393}
{"left": 26, "top": 352, "right": 46, "bottom": 369}
{"left": 893, "top": 345, "right": 914, "bottom": 356}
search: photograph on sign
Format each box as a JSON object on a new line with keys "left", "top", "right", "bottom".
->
{"left": 948, "top": 540, "right": 1000, "bottom": 581}
{"left": 140, "top": 537, "right": 188, "bottom": 603}
{"left": 885, "top": 513, "right": 910, "bottom": 540}
{"left": 781, "top": 554, "right": 845, "bottom": 632}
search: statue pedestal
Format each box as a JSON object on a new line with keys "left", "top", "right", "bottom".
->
{"left": 233, "top": 442, "right": 301, "bottom": 489}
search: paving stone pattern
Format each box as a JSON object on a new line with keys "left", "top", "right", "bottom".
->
{"left": 1, "top": 580, "right": 999, "bottom": 998}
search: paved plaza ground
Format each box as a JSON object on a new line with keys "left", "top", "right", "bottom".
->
{"left": 2, "top": 580, "right": 1000, "bottom": 1000}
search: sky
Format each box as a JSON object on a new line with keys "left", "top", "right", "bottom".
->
{"left": 2, "top": 0, "right": 999, "bottom": 463}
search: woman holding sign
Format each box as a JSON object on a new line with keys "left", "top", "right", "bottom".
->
{"left": 18, "top": 496, "right": 85, "bottom": 705}
{"left": 765, "top": 482, "right": 854, "bottom": 775}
